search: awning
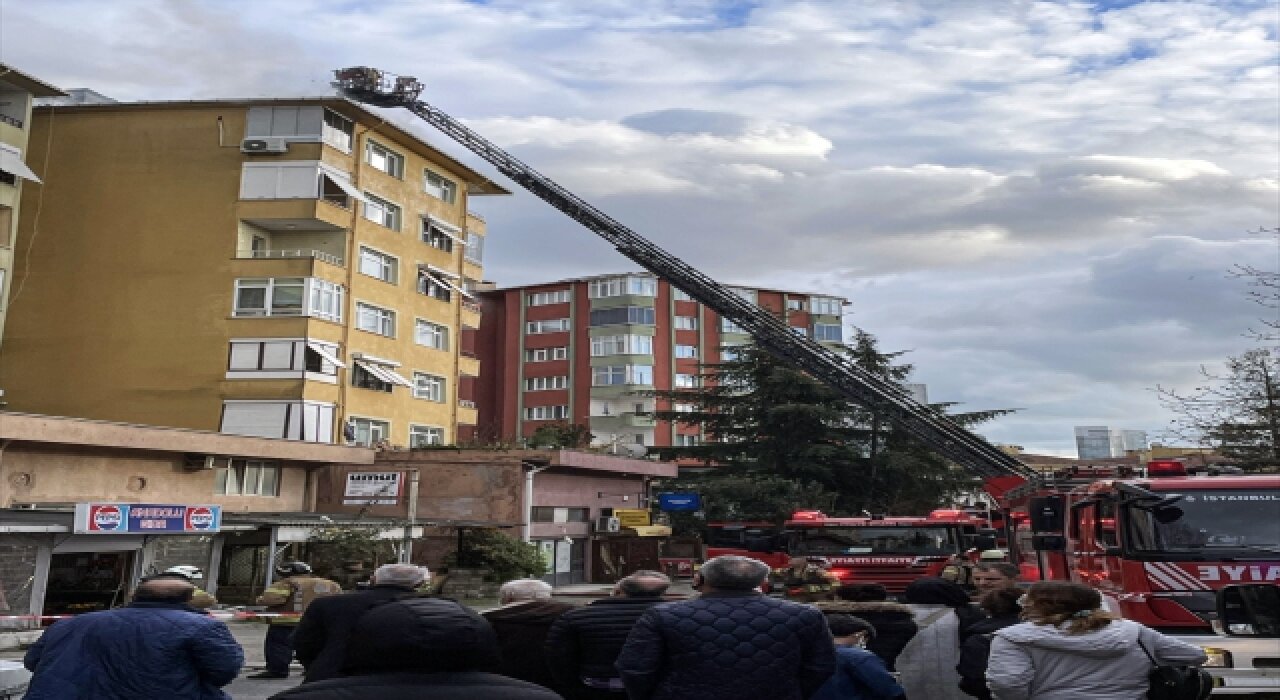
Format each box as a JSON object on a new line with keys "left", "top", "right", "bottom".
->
{"left": 423, "top": 215, "right": 463, "bottom": 240}
{"left": 0, "top": 144, "right": 40, "bottom": 183}
{"left": 420, "top": 264, "right": 474, "bottom": 300}
{"left": 305, "top": 341, "right": 346, "bottom": 368}
{"left": 623, "top": 525, "right": 673, "bottom": 537}
{"left": 318, "top": 163, "right": 371, "bottom": 205}
{"left": 354, "top": 359, "right": 412, "bottom": 388}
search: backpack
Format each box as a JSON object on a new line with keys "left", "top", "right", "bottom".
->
{"left": 1136, "top": 635, "right": 1214, "bottom": 700}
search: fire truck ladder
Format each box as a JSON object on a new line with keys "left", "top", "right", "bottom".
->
{"left": 334, "top": 67, "right": 1037, "bottom": 481}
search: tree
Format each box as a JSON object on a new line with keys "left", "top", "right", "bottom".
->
{"left": 649, "top": 328, "right": 1012, "bottom": 515}
{"left": 658, "top": 473, "right": 838, "bottom": 539}
{"left": 1158, "top": 349, "right": 1280, "bottom": 469}
{"left": 526, "top": 421, "right": 594, "bottom": 449}
{"left": 447, "top": 528, "right": 548, "bottom": 582}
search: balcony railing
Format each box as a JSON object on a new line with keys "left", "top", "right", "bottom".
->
{"left": 237, "top": 249, "right": 344, "bottom": 267}
{"left": 461, "top": 299, "right": 482, "bottom": 315}
{"left": 458, "top": 399, "right": 477, "bottom": 409}
{"left": 0, "top": 114, "right": 22, "bottom": 128}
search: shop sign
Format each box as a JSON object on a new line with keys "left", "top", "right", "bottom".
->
{"left": 658, "top": 492, "right": 702, "bottom": 512}
{"left": 74, "top": 503, "right": 222, "bottom": 534}
{"left": 343, "top": 471, "right": 403, "bottom": 505}
{"left": 615, "top": 508, "right": 651, "bottom": 528}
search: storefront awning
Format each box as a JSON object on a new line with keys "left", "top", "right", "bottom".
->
{"left": 623, "top": 525, "right": 672, "bottom": 537}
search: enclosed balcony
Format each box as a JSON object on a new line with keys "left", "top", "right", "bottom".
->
{"left": 235, "top": 221, "right": 346, "bottom": 268}
{"left": 237, "top": 161, "right": 366, "bottom": 231}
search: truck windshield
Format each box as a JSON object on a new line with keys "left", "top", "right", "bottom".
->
{"left": 791, "top": 526, "right": 960, "bottom": 556}
{"left": 1128, "top": 489, "right": 1280, "bottom": 555}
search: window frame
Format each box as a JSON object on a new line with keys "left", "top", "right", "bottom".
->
{"left": 348, "top": 416, "right": 391, "bottom": 447}
{"left": 365, "top": 139, "right": 405, "bottom": 178}
{"left": 322, "top": 109, "right": 354, "bottom": 152}
{"left": 214, "top": 459, "right": 281, "bottom": 497}
{"left": 528, "top": 290, "right": 572, "bottom": 306}
{"left": 409, "top": 424, "right": 446, "bottom": 448}
{"left": 526, "top": 318, "right": 571, "bottom": 334}
{"left": 355, "top": 301, "right": 397, "bottom": 337}
{"left": 674, "top": 344, "right": 699, "bottom": 359}
{"left": 424, "top": 169, "right": 458, "bottom": 203}
{"left": 414, "top": 318, "right": 450, "bottom": 350}
{"left": 412, "top": 372, "right": 447, "bottom": 402}
{"left": 674, "top": 315, "right": 699, "bottom": 330}
{"left": 362, "top": 192, "right": 403, "bottom": 230}
{"left": 357, "top": 246, "right": 399, "bottom": 284}
{"left": 524, "top": 405, "right": 570, "bottom": 421}
{"left": 525, "top": 375, "right": 569, "bottom": 391}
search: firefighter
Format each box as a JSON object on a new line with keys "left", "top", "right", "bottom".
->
{"left": 941, "top": 550, "right": 977, "bottom": 590}
{"left": 153, "top": 565, "right": 217, "bottom": 609}
{"left": 770, "top": 556, "right": 840, "bottom": 603}
{"left": 248, "top": 561, "right": 342, "bottom": 679}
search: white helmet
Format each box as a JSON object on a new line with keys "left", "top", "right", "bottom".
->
{"left": 164, "top": 565, "right": 204, "bottom": 581}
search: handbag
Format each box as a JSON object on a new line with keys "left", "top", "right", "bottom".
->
{"left": 1136, "top": 634, "right": 1214, "bottom": 700}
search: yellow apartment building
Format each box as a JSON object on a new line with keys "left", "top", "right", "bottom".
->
{"left": 0, "top": 64, "right": 65, "bottom": 391}
{"left": 0, "top": 96, "right": 507, "bottom": 446}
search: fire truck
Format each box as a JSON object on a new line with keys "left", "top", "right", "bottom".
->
{"left": 706, "top": 509, "right": 996, "bottom": 593}
{"left": 987, "top": 460, "right": 1280, "bottom": 693}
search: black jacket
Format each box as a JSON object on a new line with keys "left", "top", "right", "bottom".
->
{"left": 271, "top": 597, "right": 562, "bottom": 700}
{"left": 956, "top": 613, "right": 1021, "bottom": 700}
{"left": 545, "top": 596, "right": 667, "bottom": 687}
{"left": 615, "top": 591, "right": 836, "bottom": 700}
{"left": 482, "top": 599, "right": 576, "bottom": 689}
{"left": 814, "top": 600, "right": 919, "bottom": 671}
{"left": 293, "top": 585, "right": 418, "bottom": 682}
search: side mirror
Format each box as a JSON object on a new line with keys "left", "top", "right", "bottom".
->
{"left": 1032, "top": 535, "right": 1066, "bottom": 551}
{"left": 1217, "top": 584, "right": 1280, "bottom": 637}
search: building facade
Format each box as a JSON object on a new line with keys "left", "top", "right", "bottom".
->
{"left": 1074, "top": 425, "right": 1149, "bottom": 459}
{"left": 475, "top": 273, "right": 849, "bottom": 452}
{"left": 0, "top": 97, "right": 507, "bottom": 446}
{"left": 0, "top": 65, "right": 64, "bottom": 392}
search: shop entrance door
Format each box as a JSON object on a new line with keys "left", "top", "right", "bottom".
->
{"left": 42, "top": 551, "right": 134, "bottom": 619}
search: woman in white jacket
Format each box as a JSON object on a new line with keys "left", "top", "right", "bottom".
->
{"left": 986, "top": 581, "right": 1207, "bottom": 700}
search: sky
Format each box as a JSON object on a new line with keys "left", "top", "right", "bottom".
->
{"left": 2, "top": 0, "right": 1277, "bottom": 456}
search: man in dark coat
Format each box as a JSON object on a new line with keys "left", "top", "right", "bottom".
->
{"left": 616, "top": 555, "right": 835, "bottom": 700}
{"left": 269, "top": 597, "right": 562, "bottom": 700}
{"left": 482, "top": 578, "right": 575, "bottom": 689}
{"left": 294, "top": 563, "right": 429, "bottom": 683}
{"left": 545, "top": 570, "right": 671, "bottom": 699}
{"left": 957, "top": 587, "right": 1022, "bottom": 699}
{"left": 816, "top": 583, "right": 919, "bottom": 671}
{"left": 24, "top": 578, "right": 243, "bottom": 700}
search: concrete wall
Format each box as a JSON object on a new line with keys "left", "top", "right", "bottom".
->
{"left": 528, "top": 470, "right": 647, "bottom": 539}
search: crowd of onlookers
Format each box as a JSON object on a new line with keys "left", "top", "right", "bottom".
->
{"left": 19, "top": 555, "right": 1210, "bottom": 699}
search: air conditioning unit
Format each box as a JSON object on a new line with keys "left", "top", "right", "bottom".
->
{"left": 240, "top": 137, "right": 289, "bottom": 154}
{"left": 183, "top": 455, "right": 226, "bottom": 471}
{"left": 596, "top": 516, "right": 621, "bottom": 534}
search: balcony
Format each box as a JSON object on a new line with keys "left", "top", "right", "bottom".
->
{"left": 238, "top": 198, "right": 352, "bottom": 232}
{"left": 236, "top": 248, "right": 344, "bottom": 267}
{"left": 457, "top": 400, "right": 478, "bottom": 425}
{"left": 458, "top": 354, "right": 480, "bottom": 378}
{"left": 460, "top": 299, "right": 482, "bottom": 329}
{"left": 590, "top": 412, "right": 656, "bottom": 430}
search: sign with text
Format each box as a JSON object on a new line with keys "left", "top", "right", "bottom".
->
{"left": 74, "top": 503, "right": 222, "bottom": 534}
{"left": 343, "top": 471, "right": 404, "bottom": 505}
{"left": 658, "top": 492, "right": 702, "bottom": 512}
{"left": 615, "top": 508, "right": 652, "bottom": 528}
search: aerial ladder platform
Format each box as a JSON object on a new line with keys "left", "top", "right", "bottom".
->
{"left": 333, "top": 66, "right": 1036, "bottom": 481}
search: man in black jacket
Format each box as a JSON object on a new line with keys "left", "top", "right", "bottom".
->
{"left": 616, "top": 555, "right": 835, "bottom": 700}
{"left": 481, "top": 578, "right": 575, "bottom": 690}
{"left": 815, "top": 583, "right": 918, "bottom": 671}
{"left": 293, "top": 563, "right": 429, "bottom": 683}
{"left": 545, "top": 570, "right": 671, "bottom": 699}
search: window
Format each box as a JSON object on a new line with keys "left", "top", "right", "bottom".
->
{"left": 525, "top": 405, "right": 569, "bottom": 421}
{"left": 675, "top": 344, "right": 698, "bottom": 359}
{"left": 352, "top": 363, "right": 394, "bottom": 393}
{"left": 309, "top": 279, "right": 344, "bottom": 322}
{"left": 365, "top": 140, "right": 404, "bottom": 178}
{"left": 322, "top": 109, "right": 354, "bottom": 151}
{"left": 674, "top": 434, "right": 702, "bottom": 447}
{"left": 674, "top": 403, "right": 696, "bottom": 413}
{"left": 721, "top": 343, "right": 745, "bottom": 361}
{"left": 233, "top": 277, "right": 305, "bottom": 317}
{"left": 363, "top": 193, "right": 402, "bottom": 230}
{"left": 813, "top": 323, "right": 843, "bottom": 342}
{"left": 465, "top": 232, "right": 484, "bottom": 263}
{"left": 811, "top": 297, "right": 843, "bottom": 316}
{"left": 356, "top": 302, "right": 396, "bottom": 337}
{"left": 674, "top": 373, "right": 699, "bottom": 388}
{"left": 531, "top": 507, "right": 589, "bottom": 523}
{"left": 227, "top": 339, "right": 341, "bottom": 378}
{"left": 590, "top": 335, "right": 653, "bottom": 356}
{"left": 526, "top": 318, "right": 571, "bottom": 334}
{"left": 591, "top": 365, "right": 653, "bottom": 387}
{"left": 413, "top": 372, "right": 447, "bottom": 402}
{"left": 358, "top": 247, "right": 398, "bottom": 284}
{"left": 730, "top": 288, "right": 758, "bottom": 304}
{"left": 589, "top": 306, "right": 655, "bottom": 327}
{"left": 422, "top": 218, "right": 458, "bottom": 252}
{"left": 672, "top": 288, "right": 694, "bottom": 302}
{"left": 786, "top": 298, "right": 806, "bottom": 311}
{"left": 791, "top": 326, "right": 809, "bottom": 337}
{"left": 417, "top": 269, "right": 453, "bottom": 302}
{"left": 721, "top": 317, "right": 746, "bottom": 334}
{"left": 674, "top": 315, "right": 698, "bottom": 330}
{"left": 246, "top": 105, "right": 324, "bottom": 140}
{"left": 348, "top": 417, "right": 390, "bottom": 447}
{"left": 525, "top": 376, "right": 569, "bottom": 391}
{"left": 414, "top": 319, "right": 450, "bottom": 350}
{"left": 424, "top": 169, "right": 458, "bottom": 203}
{"left": 410, "top": 425, "right": 445, "bottom": 448}
{"left": 528, "top": 290, "right": 572, "bottom": 306}
{"left": 214, "top": 460, "right": 280, "bottom": 496}
{"left": 525, "top": 347, "right": 568, "bottom": 362}
{"left": 588, "top": 276, "right": 657, "bottom": 298}
{"left": 221, "top": 401, "right": 335, "bottom": 442}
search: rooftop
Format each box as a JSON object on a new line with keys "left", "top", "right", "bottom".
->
{"left": 487, "top": 271, "right": 851, "bottom": 304}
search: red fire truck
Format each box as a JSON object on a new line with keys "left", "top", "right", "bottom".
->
{"left": 987, "top": 460, "right": 1280, "bottom": 693}
{"left": 706, "top": 509, "right": 993, "bottom": 593}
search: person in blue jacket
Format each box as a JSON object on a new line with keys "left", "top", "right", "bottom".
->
{"left": 23, "top": 577, "right": 244, "bottom": 699}
{"left": 811, "top": 614, "right": 907, "bottom": 700}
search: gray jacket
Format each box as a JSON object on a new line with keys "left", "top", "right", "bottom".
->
{"left": 987, "top": 618, "right": 1207, "bottom": 700}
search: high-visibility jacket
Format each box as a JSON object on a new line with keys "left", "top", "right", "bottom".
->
{"left": 770, "top": 565, "right": 839, "bottom": 601}
{"left": 255, "top": 575, "right": 342, "bottom": 625}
